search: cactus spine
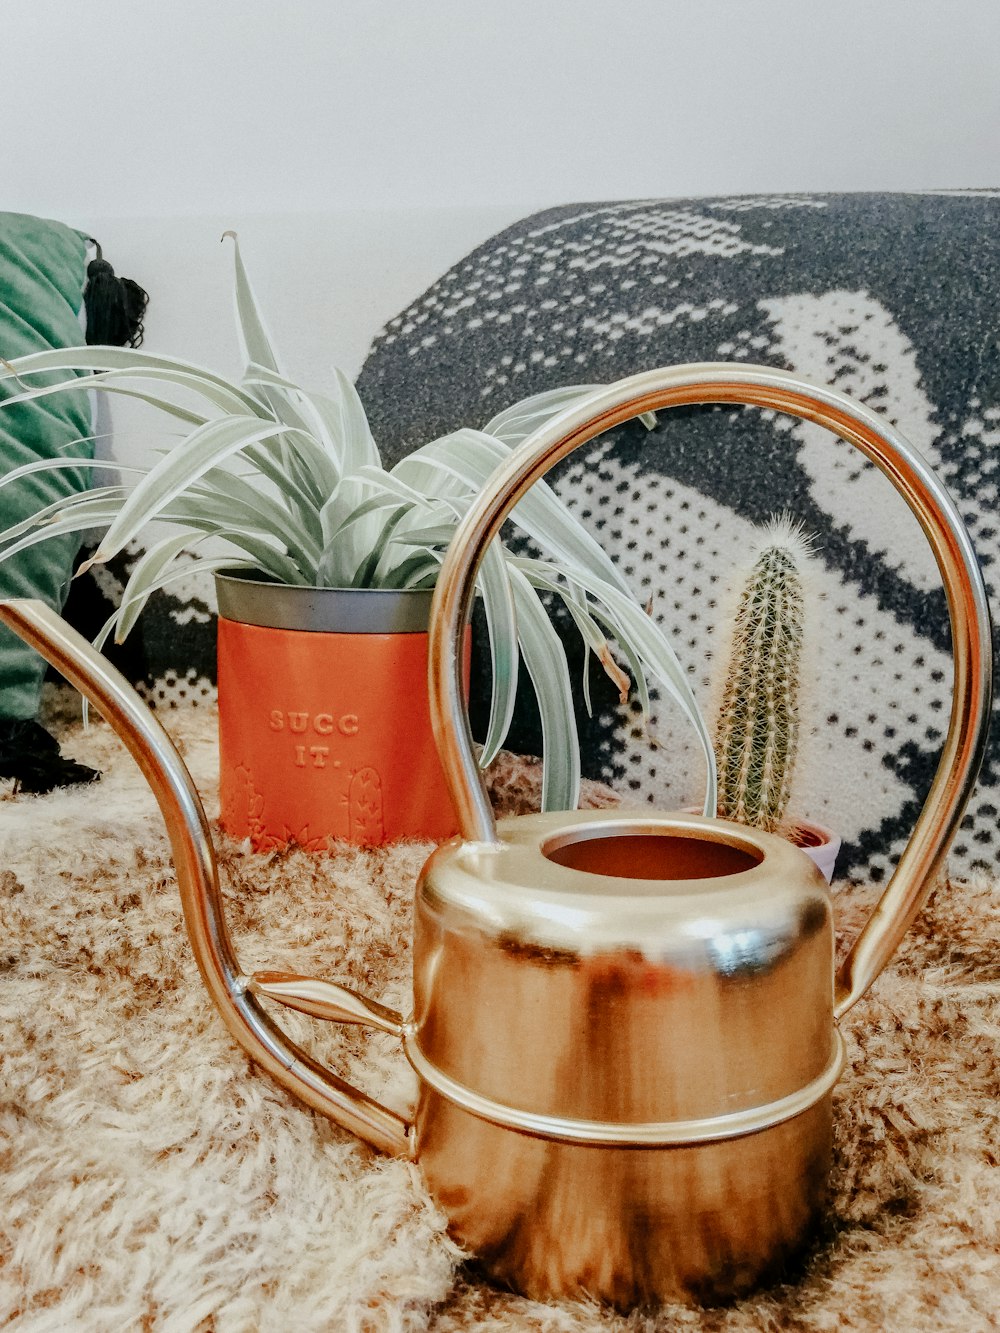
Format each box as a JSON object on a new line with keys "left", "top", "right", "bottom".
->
{"left": 714, "top": 517, "right": 812, "bottom": 833}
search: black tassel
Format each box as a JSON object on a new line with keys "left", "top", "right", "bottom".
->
{"left": 83, "top": 240, "right": 149, "bottom": 348}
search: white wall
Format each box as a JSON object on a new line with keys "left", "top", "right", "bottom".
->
{"left": 5, "top": 0, "right": 999, "bottom": 467}
{"left": 6, "top": 0, "right": 999, "bottom": 220}
{"left": 82, "top": 208, "right": 525, "bottom": 397}
{"left": 78, "top": 207, "right": 527, "bottom": 468}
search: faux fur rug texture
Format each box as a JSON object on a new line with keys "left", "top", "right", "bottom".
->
{"left": 2, "top": 703, "right": 998, "bottom": 1332}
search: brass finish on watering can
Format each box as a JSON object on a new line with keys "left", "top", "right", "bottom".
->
{"left": 1, "top": 365, "right": 991, "bottom": 1307}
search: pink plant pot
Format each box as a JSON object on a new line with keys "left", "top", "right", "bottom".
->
{"left": 683, "top": 809, "right": 841, "bottom": 885}
{"left": 788, "top": 820, "right": 842, "bottom": 885}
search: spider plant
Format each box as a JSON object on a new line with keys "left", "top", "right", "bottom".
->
{"left": 0, "top": 234, "right": 716, "bottom": 814}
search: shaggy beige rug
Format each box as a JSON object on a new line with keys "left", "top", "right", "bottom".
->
{"left": 1, "top": 703, "right": 998, "bottom": 1332}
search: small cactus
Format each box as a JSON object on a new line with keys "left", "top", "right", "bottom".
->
{"left": 713, "top": 517, "right": 815, "bottom": 833}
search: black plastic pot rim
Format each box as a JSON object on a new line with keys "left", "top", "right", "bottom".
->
{"left": 214, "top": 568, "right": 436, "bottom": 634}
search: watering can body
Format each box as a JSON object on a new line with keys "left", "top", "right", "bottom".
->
{"left": 412, "top": 810, "right": 837, "bottom": 1304}
{"left": 2, "top": 364, "right": 990, "bottom": 1308}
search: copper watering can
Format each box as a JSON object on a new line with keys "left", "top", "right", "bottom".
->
{"left": 2, "top": 365, "right": 992, "bottom": 1307}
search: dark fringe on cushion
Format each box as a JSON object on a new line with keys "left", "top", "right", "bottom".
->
{"left": 83, "top": 240, "right": 149, "bottom": 348}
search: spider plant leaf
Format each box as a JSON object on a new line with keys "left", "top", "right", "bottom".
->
{"left": 114, "top": 532, "right": 206, "bottom": 641}
{"left": 321, "top": 491, "right": 422, "bottom": 587}
{"left": 563, "top": 578, "right": 599, "bottom": 716}
{"left": 581, "top": 642, "right": 593, "bottom": 717}
{"left": 585, "top": 603, "right": 654, "bottom": 743}
{"left": 397, "top": 430, "right": 633, "bottom": 598}
{"left": 514, "top": 558, "right": 686, "bottom": 706}
{"left": 89, "top": 381, "right": 209, "bottom": 425}
{"left": 242, "top": 364, "right": 313, "bottom": 426}
{"left": 239, "top": 364, "right": 339, "bottom": 506}
{"left": 355, "top": 469, "right": 461, "bottom": 567}
{"left": 0, "top": 486, "right": 129, "bottom": 547}
{"left": 1, "top": 347, "right": 262, "bottom": 415}
{"left": 578, "top": 591, "right": 650, "bottom": 714}
{"left": 82, "top": 550, "right": 233, "bottom": 728}
{"left": 387, "top": 451, "right": 463, "bottom": 504}
{"left": 329, "top": 368, "right": 381, "bottom": 474}
{"left": 514, "top": 557, "right": 716, "bottom": 814}
{"left": 321, "top": 487, "right": 407, "bottom": 541}
{"left": 0, "top": 508, "right": 130, "bottom": 564}
{"left": 355, "top": 464, "right": 441, "bottom": 510}
{"left": 583, "top": 620, "right": 631, "bottom": 702}
{"left": 252, "top": 362, "right": 381, "bottom": 476}
{"left": 590, "top": 582, "right": 704, "bottom": 720}
{"left": 389, "top": 523, "right": 457, "bottom": 549}
{"left": 320, "top": 371, "right": 385, "bottom": 561}
{"left": 224, "top": 232, "right": 283, "bottom": 375}
{"left": 483, "top": 384, "right": 657, "bottom": 442}
{"left": 569, "top": 602, "right": 631, "bottom": 702}
{"left": 208, "top": 531, "right": 307, "bottom": 586}
{"left": 350, "top": 505, "right": 413, "bottom": 587}
{"left": 256, "top": 370, "right": 383, "bottom": 481}
{"left": 280, "top": 433, "right": 333, "bottom": 508}
{"left": 508, "top": 566, "right": 580, "bottom": 812}
{"left": 0, "top": 370, "right": 211, "bottom": 427}
{"left": 320, "top": 470, "right": 425, "bottom": 582}
{"left": 240, "top": 363, "right": 349, "bottom": 474}
{"left": 315, "top": 475, "right": 382, "bottom": 585}
{"left": 478, "top": 538, "right": 519, "bottom": 768}
{"left": 0, "top": 494, "right": 226, "bottom": 567}
{"left": 0, "top": 455, "right": 146, "bottom": 498}
{"left": 240, "top": 442, "right": 324, "bottom": 542}
{"left": 379, "top": 551, "right": 441, "bottom": 589}
{"left": 84, "top": 417, "right": 314, "bottom": 569}
{"left": 596, "top": 606, "right": 652, "bottom": 721}
{"left": 92, "top": 553, "right": 240, "bottom": 661}
{"left": 241, "top": 365, "right": 312, "bottom": 421}
{"left": 515, "top": 560, "right": 633, "bottom": 706}
{"left": 112, "top": 495, "right": 310, "bottom": 587}
{"left": 194, "top": 468, "right": 321, "bottom": 573}
{"left": 482, "top": 384, "right": 602, "bottom": 446}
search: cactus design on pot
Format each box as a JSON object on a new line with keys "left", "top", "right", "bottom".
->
{"left": 713, "top": 516, "right": 815, "bottom": 834}
{"left": 348, "top": 767, "right": 385, "bottom": 844}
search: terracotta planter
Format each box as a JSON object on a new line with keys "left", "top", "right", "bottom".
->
{"left": 215, "top": 571, "right": 468, "bottom": 850}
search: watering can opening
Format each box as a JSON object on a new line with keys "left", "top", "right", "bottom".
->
{"left": 541, "top": 820, "right": 764, "bottom": 881}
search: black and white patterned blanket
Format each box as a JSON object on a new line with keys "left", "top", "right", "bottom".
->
{"left": 84, "top": 193, "right": 998, "bottom": 884}
{"left": 355, "top": 193, "right": 1000, "bottom": 884}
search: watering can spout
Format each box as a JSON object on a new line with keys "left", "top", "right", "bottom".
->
{"left": 0, "top": 597, "right": 412, "bottom": 1158}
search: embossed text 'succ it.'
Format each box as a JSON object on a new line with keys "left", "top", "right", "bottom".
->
{"left": 268, "top": 708, "right": 361, "bottom": 768}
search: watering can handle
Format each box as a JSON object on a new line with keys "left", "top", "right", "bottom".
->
{"left": 428, "top": 363, "right": 993, "bottom": 1018}
{"left": 0, "top": 600, "right": 413, "bottom": 1159}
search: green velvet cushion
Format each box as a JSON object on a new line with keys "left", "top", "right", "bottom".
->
{"left": 0, "top": 213, "right": 92, "bottom": 719}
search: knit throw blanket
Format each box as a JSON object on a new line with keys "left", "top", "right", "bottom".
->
{"left": 2, "top": 704, "right": 998, "bottom": 1331}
